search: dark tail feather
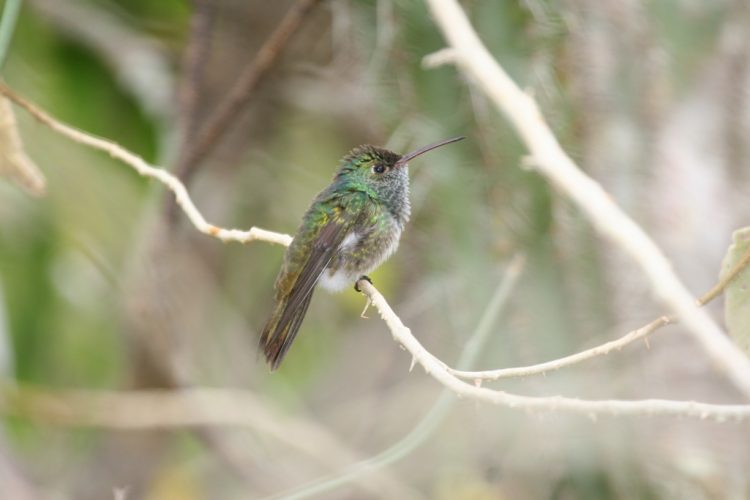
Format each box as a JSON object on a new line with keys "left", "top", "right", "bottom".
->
{"left": 259, "top": 290, "right": 315, "bottom": 370}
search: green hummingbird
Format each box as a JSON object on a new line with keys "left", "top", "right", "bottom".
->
{"left": 259, "top": 136, "right": 465, "bottom": 370}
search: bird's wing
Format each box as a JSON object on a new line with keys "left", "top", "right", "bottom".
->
{"left": 261, "top": 191, "right": 368, "bottom": 369}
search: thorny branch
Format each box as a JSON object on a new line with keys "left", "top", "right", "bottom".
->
{"left": 424, "top": 0, "right": 750, "bottom": 398}
{"left": 354, "top": 279, "right": 750, "bottom": 421}
{"left": 449, "top": 244, "right": 750, "bottom": 381}
{"left": 3, "top": 83, "right": 750, "bottom": 421}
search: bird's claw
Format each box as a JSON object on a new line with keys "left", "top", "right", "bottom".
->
{"left": 354, "top": 275, "right": 373, "bottom": 293}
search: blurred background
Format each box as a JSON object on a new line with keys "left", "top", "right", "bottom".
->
{"left": 1, "top": 0, "right": 750, "bottom": 498}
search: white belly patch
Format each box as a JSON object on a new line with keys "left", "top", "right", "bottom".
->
{"left": 317, "top": 232, "right": 360, "bottom": 292}
{"left": 316, "top": 227, "right": 401, "bottom": 292}
{"left": 339, "top": 232, "right": 360, "bottom": 250}
{"left": 318, "top": 268, "right": 354, "bottom": 292}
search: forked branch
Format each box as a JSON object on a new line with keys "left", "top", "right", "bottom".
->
{"left": 3, "top": 83, "right": 750, "bottom": 421}
{"left": 423, "top": 0, "right": 750, "bottom": 397}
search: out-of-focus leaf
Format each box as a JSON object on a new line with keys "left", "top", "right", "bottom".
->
{"left": 0, "top": 97, "right": 45, "bottom": 196}
{"left": 147, "top": 464, "right": 201, "bottom": 500}
{"left": 720, "top": 227, "right": 750, "bottom": 355}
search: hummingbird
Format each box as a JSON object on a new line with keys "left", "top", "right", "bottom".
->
{"left": 259, "top": 135, "right": 465, "bottom": 370}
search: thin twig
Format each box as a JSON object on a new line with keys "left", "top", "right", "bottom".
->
{"left": 423, "top": 0, "right": 750, "bottom": 397}
{"left": 0, "top": 83, "right": 292, "bottom": 247}
{"left": 0, "top": 95, "right": 46, "bottom": 195}
{"left": 355, "top": 279, "right": 750, "bottom": 421}
{"left": 165, "top": 0, "right": 217, "bottom": 222}
{"left": 175, "top": 0, "right": 325, "bottom": 182}
{"left": 449, "top": 245, "right": 750, "bottom": 381}
{"left": 449, "top": 316, "right": 672, "bottom": 381}
{"left": 178, "top": 0, "right": 216, "bottom": 144}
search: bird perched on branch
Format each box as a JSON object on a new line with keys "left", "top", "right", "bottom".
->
{"left": 259, "top": 136, "right": 465, "bottom": 370}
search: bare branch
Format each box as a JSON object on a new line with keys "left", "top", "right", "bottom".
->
{"left": 355, "top": 279, "right": 750, "bottom": 421}
{"left": 449, "top": 316, "right": 671, "bottom": 381}
{"left": 0, "top": 83, "right": 292, "bottom": 247}
{"left": 268, "top": 256, "right": 525, "bottom": 500}
{"left": 449, "top": 245, "right": 750, "bottom": 381}
{"left": 2, "top": 382, "right": 419, "bottom": 499}
{"left": 4, "top": 83, "right": 750, "bottom": 420}
{"left": 175, "top": 0, "right": 325, "bottom": 181}
{"left": 178, "top": 0, "right": 217, "bottom": 143}
{"left": 423, "top": 0, "right": 750, "bottom": 397}
{"left": 0, "top": 97, "right": 46, "bottom": 195}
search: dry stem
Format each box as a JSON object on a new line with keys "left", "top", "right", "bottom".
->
{"left": 450, "top": 245, "right": 750, "bottom": 381}
{"left": 175, "top": 0, "right": 325, "bottom": 181}
{"left": 423, "top": 0, "right": 750, "bottom": 397}
{"left": 0, "top": 83, "right": 292, "bottom": 247}
{"left": 3, "top": 83, "right": 750, "bottom": 420}
{"left": 355, "top": 280, "right": 750, "bottom": 421}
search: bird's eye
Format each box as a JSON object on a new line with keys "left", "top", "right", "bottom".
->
{"left": 373, "top": 164, "right": 386, "bottom": 174}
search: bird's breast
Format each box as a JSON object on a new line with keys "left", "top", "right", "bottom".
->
{"left": 318, "top": 216, "right": 403, "bottom": 292}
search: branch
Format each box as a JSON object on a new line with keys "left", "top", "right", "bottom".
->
{"left": 423, "top": 0, "right": 750, "bottom": 397}
{"left": 355, "top": 279, "right": 750, "bottom": 421}
{"left": 0, "top": 291, "right": 747, "bottom": 428}
{"left": 449, "top": 244, "right": 750, "bottom": 381}
{"left": 269, "top": 255, "right": 525, "bottom": 500}
{"left": 0, "top": 97, "right": 46, "bottom": 195}
{"left": 450, "top": 316, "right": 670, "bottom": 381}
{"left": 174, "top": 0, "right": 325, "bottom": 181}
{"left": 177, "top": 0, "right": 216, "bottom": 144}
{"left": 4, "top": 84, "right": 750, "bottom": 420}
{"left": 2, "top": 382, "right": 417, "bottom": 499}
{"left": 0, "top": 83, "right": 292, "bottom": 247}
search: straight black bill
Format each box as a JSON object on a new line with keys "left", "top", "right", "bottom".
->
{"left": 394, "top": 136, "right": 465, "bottom": 168}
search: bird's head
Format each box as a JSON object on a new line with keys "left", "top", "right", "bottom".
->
{"left": 335, "top": 136, "right": 465, "bottom": 197}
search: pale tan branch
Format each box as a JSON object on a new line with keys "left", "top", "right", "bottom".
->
{"left": 1, "top": 382, "right": 420, "bottom": 498}
{"left": 2, "top": 300, "right": 748, "bottom": 425}
{"left": 449, "top": 245, "right": 750, "bottom": 381}
{"left": 355, "top": 280, "right": 750, "bottom": 421}
{"left": 0, "top": 83, "right": 292, "bottom": 247}
{"left": 4, "top": 81, "right": 750, "bottom": 421}
{"left": 423, "top": 0, "right": 750, "bottom": 397}
{"left": 0, "top": 97, "right": 45, "bottom": 195}
{"left": 449, "top": 316, "right": 670, "bottom": 381}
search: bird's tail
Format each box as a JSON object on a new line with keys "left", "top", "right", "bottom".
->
{"left": 259, "top": 290, "right": 315, "bottom": 370}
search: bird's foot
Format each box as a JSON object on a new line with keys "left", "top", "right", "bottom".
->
{"left": 354, "top": 275, "right": 372, "bottom": 293}
{"left": 360, "top": 298, "right": 371, "bottom": 319}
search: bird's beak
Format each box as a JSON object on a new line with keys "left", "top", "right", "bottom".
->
{"left": 394, "top": 136, "right": 465, "bottom": 168}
